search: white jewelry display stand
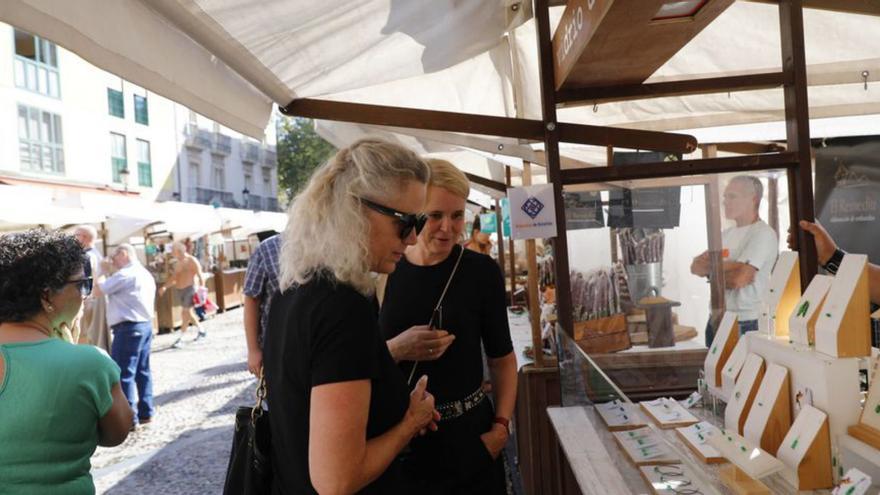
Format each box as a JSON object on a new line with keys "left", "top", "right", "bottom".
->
{"left": 721, "top": 338, "right": 749, "bottom": 402}
{"left": 612, "top": 427, "right": 680, "bottom": 465}
{"left": 759, "top": 251, "right": 800, "bottom": 339}
{"left": 815, "top": 254, "right": 871, "bottom": 358}
{"left": 704, "top": 311, "right": 739, "bottom": 389}
{"left": 595, "top": 400, "right": 646, "bottom": 431}
{"left": 839, "top": 434, "right": 880, "bottom": 493}
{"left": 676, "top": 421, "right": 726, "bottom": 464}
{"left": 708, "top": 428, "right": 784, "bottom": 481}
{"left": 788, "top": 274, "right": 833, "bottom": 347}
{"left": 640, "top": 398, "right": 699, "bottom": 429}
{"left": 743, "top": 363, "right": 792, "bottom": 454}
{"left": 849, "top": 361, "right": 880, "bottom": 452}
{"left": 725, "top": 353, "right": 766, "bottom": 434}
{"left": 777, "top": 404, "right": 833, "bottom": 490}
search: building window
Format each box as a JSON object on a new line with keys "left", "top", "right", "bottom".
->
{"left": 110, "top": 133, "right": 127, "bottom": 183}
{"left": 137, "top": 139, "right": 152, "bottom": 187}
{"left": 212, "top": 153, "right": 225, "bottom": 190}
{"left": 17, "top": 105, "right": 64, "bottom": 173}
{"left": 107, "top": 88, "right": 124, "bottom": 118}
{"left": 134, "top": 94, "right": 149, "bottom": 125}
{"left": 13, "top": 29, "right": 60, "bottom": 98}
{"left": 262, "top": 166, "right": 272, "bottom": 194}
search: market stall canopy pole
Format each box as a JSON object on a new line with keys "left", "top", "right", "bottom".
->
{"left": 282, "top": 98, "right": 698, "bottom": 153}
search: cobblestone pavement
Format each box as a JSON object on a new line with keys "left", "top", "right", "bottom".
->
{"left": 93, "top": 308, "right": 255, "bottom": 495}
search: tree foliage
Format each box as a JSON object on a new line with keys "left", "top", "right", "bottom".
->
{"left": 276, "top": 117, "right": 336, "bottom": 202}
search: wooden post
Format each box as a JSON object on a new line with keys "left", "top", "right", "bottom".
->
{"left": 524, "top": 161, "right": 545, "bottom": 368}
{"left": 606, "top": 145, "right": 618, "bottom": 264}
{"left": 506, "top": 167, "right": 517, "bottom": 306}
{"left": 780, "top": 0, "right": 819, "bottom": 290}
{"left": 768, "top": 175, "right": 780, "bottom": 238}
{"left": 495, "top": 199, "right": 506, "bottom": 278}
{"left": 702, "top": 145, "right": 726, "bottom": 330}
{"left": 536, "top": 0, "right": 575, "bottom": 337}
{"left": 100, "top": 221, "right": 108, "bottom": 256}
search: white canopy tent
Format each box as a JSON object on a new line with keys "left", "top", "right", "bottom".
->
{"left": 3, "top": 1, "right": 877, "bottom": 147}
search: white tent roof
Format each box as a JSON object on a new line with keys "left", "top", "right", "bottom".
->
{"left": 3, "top": 1, "right": 878, "bottom": 147}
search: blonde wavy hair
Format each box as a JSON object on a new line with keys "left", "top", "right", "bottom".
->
{"left": 279, "top": 138, "right": 430, "bottom": 295}
{"left": 424, "top": 158, "right": 470, "bottom": 200}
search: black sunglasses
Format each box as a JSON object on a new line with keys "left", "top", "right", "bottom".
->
{"left": 360, "top": 198, "right": 427, "bottom": 240}
{"left": 65, "top": 277, "right": 93, "bottom": 297}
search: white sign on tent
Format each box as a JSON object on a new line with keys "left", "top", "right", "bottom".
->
{"left": 508, "top": 184, "right": 557, "bottom": 240}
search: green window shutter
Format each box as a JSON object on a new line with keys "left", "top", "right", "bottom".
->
{"left": 112, "top": 157, "right": 127, "bottom": 182}
{"left": 107, "top": 88, "right": 124, "bottom": 118}
{"left": 134, "top": 95, "right": 149, "bottom": 125}
{"left": 138, "top": 162, "right": 152, "bottom": 187}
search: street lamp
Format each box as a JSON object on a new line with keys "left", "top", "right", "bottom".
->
{"left": 119, "top": 167, "right": 130, "bottom": 193}
{"left": 242, "top": 187, "right": 250, "bottom": 209}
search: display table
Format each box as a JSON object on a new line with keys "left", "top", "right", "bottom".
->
{"left": 213, "top": 268, "right": 246, "bottom": 312}
{"left": 547, "top": 405, "right": 815, "bottom": 495}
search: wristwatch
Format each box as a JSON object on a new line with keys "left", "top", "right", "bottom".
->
{"left": 822, "top": 248, "right": 846, "bottom": 275}
{"left": 493, "top": 416, "right": 511, "bottom": 435}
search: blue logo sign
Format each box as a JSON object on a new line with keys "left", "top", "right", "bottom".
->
{"left": 521, "top": 196, "right": 544, "bottom": 219}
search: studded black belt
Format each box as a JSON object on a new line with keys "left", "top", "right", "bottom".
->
{"left": 436, "top": 387, "right": 486, "bottom": 421}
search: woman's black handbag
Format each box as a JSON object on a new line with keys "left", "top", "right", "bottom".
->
{"left": 223, "top": 370, "right": 272, "bottom": 494}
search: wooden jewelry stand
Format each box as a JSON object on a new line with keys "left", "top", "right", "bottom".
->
{"left": 743, "top": 363, "right": 792, "bottom": 454}
{"left": 721, "top": 338, "right": 748, "bottom": 401}
{"left": 778, "top": 404, "right": 833, "bottom": 490}
{"left": 815, "top": 254, "right": 871, "bottom": 358}
{"left": 718, "top": 465, "right": 771, "bottom": 495}
{"left": 848, "top": 365, "right": 880, "bottom": 452}
{"left": 709, "top": 428, "right": 783, "bottom": 493}
{"left": 639, "top": 398, "right": 699, "bottom": 429}
{"left": 675, "top": 422, "right": 726, "bottom": 464}
{"left": 704, "top": 311, "right": 739, "bottom": 388}
{"left": 612, "top": 428, "right": 680, "bottom": 466}
{"left": 787, "top": 274, "right": 832, "bottom": 346}
{"left": 725, "top": 353, "right": 766, "bottom": 435}
{"left": 595, "top": 400, "right": 646, "bottom": 431}
{"left": 760, "top": 251, "right": 800, "bottom": 339}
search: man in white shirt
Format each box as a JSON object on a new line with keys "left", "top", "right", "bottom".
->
{"left": 691, "top": 176, "right": 779, "bottom": 345}
{"left": 96, "top": 244, "right": 157, "bottom": 427}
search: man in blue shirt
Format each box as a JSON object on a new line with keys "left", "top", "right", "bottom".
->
{"left": 96, "top": 244, "right": 157, "bottom": 427}
{"left": 243, "top": 231, "right": 280, "bottom": 376}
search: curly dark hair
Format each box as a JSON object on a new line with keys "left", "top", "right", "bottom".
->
{"left": 0, "top": 229, "right": 87, "bottom": 323}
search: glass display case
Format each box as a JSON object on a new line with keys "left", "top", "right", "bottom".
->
{"left": 545, "top": 168, "right": 873, "bottom": 494}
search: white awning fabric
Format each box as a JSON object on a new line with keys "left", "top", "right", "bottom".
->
{"left": 2, "top": 1, "right": 878, "bottom": 148}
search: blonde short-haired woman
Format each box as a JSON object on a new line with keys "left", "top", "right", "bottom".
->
{"left": 265, "top": 138, "right": 440, "bottom": 494}
{"left": 380, "top": 158, "right": 517, "bottom": 494}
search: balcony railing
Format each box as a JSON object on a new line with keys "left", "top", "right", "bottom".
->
{"left": 244, "top": 195, "right": 280, "bottom": 212}
{"left": 185, "top": 124, "right": 213, "bottom": 149}
{"left": 189, "top": 186, "right": 236, "bottom": 208}
{"left": 213, "top": 133, "right": 232, "bottom": 154}
{"left": 240, "top": 142, "right": 261, "bottom": 163}
{"left": 263, "top": 148, "right": 277, "bottom": 167}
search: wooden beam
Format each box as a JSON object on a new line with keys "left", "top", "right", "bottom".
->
{"left": 560, "top": 152, "right": 799, "bottom": 184}
{"left": 713, "top": 141, "right": 787, "bottom": 155}
{"left": 701, "top": 145, "right": 725, "bottom": 338}
{"left": 749, "top": 0, "right": 880, "bottom": 16}
{"left": 557, "top": 122, "right": 697, "bottom": 154}
{"left": 556, "top": 72, "right": 788, "bottom": 106}
{"left": 283, "top": 98, "right": 698, "bottom": 154}
{"left": 507, "top": 167, "right": 517, "bottom": 307}
{"left": 495, "top": 199, "right": 507, "bottom": 286}
{"left": 780, "top": 0, "right": 819, "bottom": 289}
{"left": 465, "top": 172, "right": 507, "bottom": 193}
{"left": 523, "top": 161, "right": 545, "bottom": 368}
{"left": 537, "top": 0, "right": 575, "bottom": 339}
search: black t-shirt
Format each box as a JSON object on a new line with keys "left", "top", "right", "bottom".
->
{"left": 265, "top": 273, "right": 410, "bottom": 494}
{"left": 379, "top": 245, "right": 513, "bottom": 404}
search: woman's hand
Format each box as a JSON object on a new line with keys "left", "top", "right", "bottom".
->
{"left": 479, "top": 423, "right": 509, "bottom": 460}
{"left": 387, "top": 325, "right": 455, "bottom": 362}
{"left": 405, "top": 375, "right": 440, "bottom": 437}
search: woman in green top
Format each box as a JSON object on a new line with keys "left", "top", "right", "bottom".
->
{"left": 0, "top": 229, "right": 134, "bottom": 494}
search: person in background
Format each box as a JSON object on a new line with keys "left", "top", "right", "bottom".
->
{"left": 463, "top": 216, "right": 492, "bottom": 256}
{"left": 95, "top": 244, "right": 157, "bottom": 428}
{"left": 793, "top": 220, "right": 880, "bottom": 304}
{"left": 74, "top": 225, "right": 111, "bottom": 352}
{"left": 380, "top": 159, "right": 517, "bottom": 494}
{"left": 265, "top": 138, "right": 439, "bottom": 494}
{"left": 691, "top": 175, "right": 778, "bottom": 345}
{"left": 159, "top": 242, "right": 205, "bottom": 348}
{"left": 0, "top": 229, "right": 132, "bottom": 494}
{"left": 243, "top": 230, "right": 280, "bottom": 376}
